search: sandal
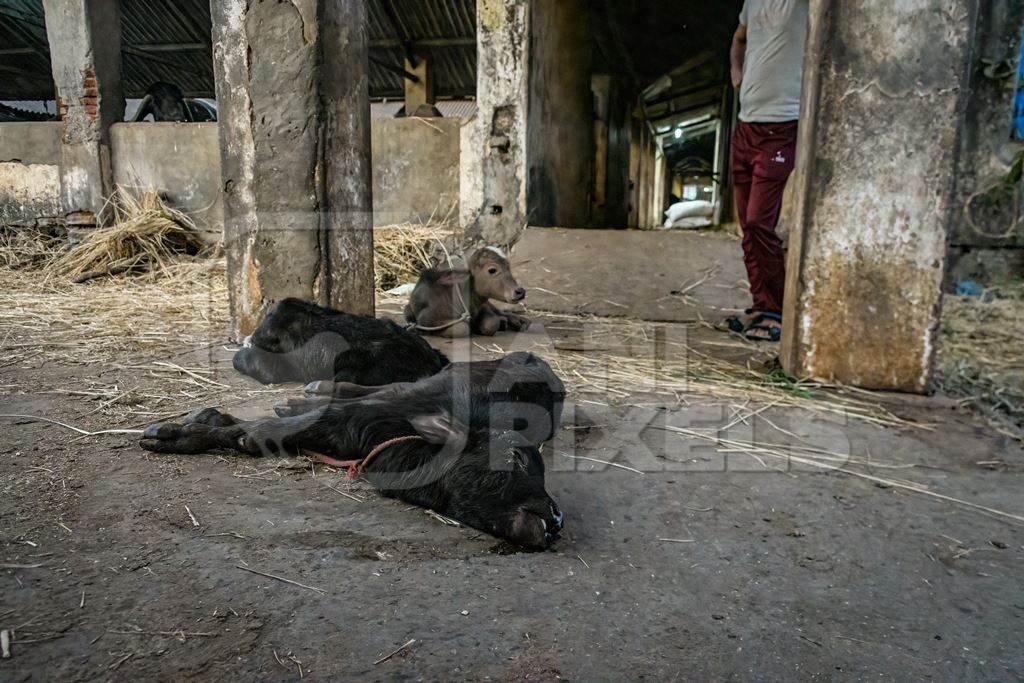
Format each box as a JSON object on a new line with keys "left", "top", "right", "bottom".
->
{"left": 725, "top": 308, "right": 756, "bottom": 333}
{"left": 744, "top": 312, "right": 782, "bottom": 342}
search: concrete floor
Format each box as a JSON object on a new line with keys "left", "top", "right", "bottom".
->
{"left": 513, "top": 227, "right": 748, "bottom": 321}
{"left": 2, "top": 229, "right": 1023, "bottom": 680}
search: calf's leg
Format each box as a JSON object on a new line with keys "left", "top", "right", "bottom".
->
{"left": 141, "top": 410, "right": 346, "bottom": 459}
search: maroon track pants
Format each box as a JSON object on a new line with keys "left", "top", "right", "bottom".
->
{"left": 732, "top": 120, "right": 798, "bottom": 315}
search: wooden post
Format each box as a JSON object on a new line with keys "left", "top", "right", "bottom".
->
{"left": 592, "top": 74, "right": 611, "bottom": 225}
{"left": 404, "top": 53, "right": 439, "bottom": 117}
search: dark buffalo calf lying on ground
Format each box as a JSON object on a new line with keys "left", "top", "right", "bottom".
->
{"left": 233, "top": 298, "right": 449, "bottom": 385}
{"left": 404, "top": 247, "right": 531, "bottom": 337}
{"left": 141, "top": 352, "right": 566, "bottom": 549}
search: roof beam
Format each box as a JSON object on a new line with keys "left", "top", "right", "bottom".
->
{"left": 369, "top": 37, "right": 475, "bottom": 49}
{"left": 379, "top": 0, "right": 417, "bottom": 67}
{"left": 368, "top": 55, "right": 420, "bottom": 83}
{"left": 646, "top": 85, "right": 724, "bottom": 120}
{"left": 645, "top": 83, "right": 724, "bottom": 109}
{"left": 129, "top": 42, "right": 208, "bottom": 52}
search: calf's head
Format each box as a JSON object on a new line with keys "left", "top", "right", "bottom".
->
{"left": 138, "top": 81, "right": 188, "bottom": 122}
{"left": 468, "top": 247, "right": 526, "bottom": 304}
{"left": 234, "top": 298, "right": 344, "bottom": 384}
{"left": 402, "top": 420, "right": 563, "bottom": 550}
{"left": 248, "top": 298, "right": 323, "bottom": 353}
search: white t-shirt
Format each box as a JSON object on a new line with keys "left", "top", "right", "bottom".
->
{"left": 738, "top": 0, "right": 809, "bottom": 123}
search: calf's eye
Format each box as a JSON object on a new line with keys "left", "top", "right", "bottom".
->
{"left": 488, "top": 267, "right": 498, "bottom": 275}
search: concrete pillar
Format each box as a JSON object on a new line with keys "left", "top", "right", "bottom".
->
{"left": 404, "top": 54, "right": 440, "bottom": 117}
{"left": 212, "top": 0, "right": 374, "bottom": 340}
{"left": 42, "top": 0, "right": 124, "bottom": 226}
{"left": 461, "top": 0, "right": 531, "bottom": 245}
{"left": 780, "top": 0, "right": 975, "bottom": 392}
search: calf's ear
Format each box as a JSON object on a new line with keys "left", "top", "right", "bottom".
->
{"left": 439, "top": 271, "right": 471, "bottom": 286}
{"left": 408, "top": 412, "right": 467, "bottom": 445}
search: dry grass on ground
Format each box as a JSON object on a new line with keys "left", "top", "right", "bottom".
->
{"left": 936, "top": 283, "right": 1024, "bottom": 431}
{"left": 2, "top": 219, "right": 1022, "bottom": 439}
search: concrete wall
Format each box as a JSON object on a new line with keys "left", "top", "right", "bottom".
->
{"left": 110, "top": 123, "right": 223, "bottom": 240}
{"left": 0, "top": 122, "right": 62, "bottom": 225}
{"left": 371, "top": 116, "right": 462, "bottom": 226}
{"left": 945, "top": 0, "right": 1024, "bottom": 285}
{"left": 526, "top": 0, "right": 593, "bottom": 227}
{"left": 950, "top": 0, "right": 1024, "bottom": 250}
{"left": 1, "top": 117, "right": 463, "bottom": 236}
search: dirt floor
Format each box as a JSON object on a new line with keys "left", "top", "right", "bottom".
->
{"left": 2, "top": 229, "right": 1024, "bottom": 680}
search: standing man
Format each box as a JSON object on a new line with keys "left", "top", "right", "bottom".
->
{"left": 726, "top": 0, "right": 808, "bottom": 342}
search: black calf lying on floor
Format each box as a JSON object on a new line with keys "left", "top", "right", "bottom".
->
{"left": 233, "top": 298, "right": 449, "bottom": 385}
{"left": 141, "top": 352, "right": 566, "bottom": 549}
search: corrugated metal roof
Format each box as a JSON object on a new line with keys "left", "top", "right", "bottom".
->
{"left": 0, "top": 0, "right": 51, "bottom": 100}
{"left": 371, "top": 99, "right": 477, "bottom": 119}
{"left": 0, "top": 0, "right": 476, "bottom": 101}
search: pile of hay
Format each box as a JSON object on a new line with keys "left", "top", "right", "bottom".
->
{"left": 936, "top": 283, "right": 1024, "bottom": 430}
{"left": 373, "top": 220, "right": 462, "bottom": 294}
{"left": 46, "top": 187, "right": 204, "bottom": 282}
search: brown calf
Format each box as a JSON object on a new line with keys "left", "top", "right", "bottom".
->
{"left": 404, "top": 247, "right": 531, "bottom": 337}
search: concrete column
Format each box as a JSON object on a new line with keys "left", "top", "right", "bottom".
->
{"left": 780, "top": 0, "right": 975, "bottom": 392}
{"left": 461, "top": 0, "right": 531, "bottom": 245}
{"left": 404, "top": 54, "right": 439, "bottom": 117}
{"left": 42, "top": 0, "right": 124, "bottom": 226}
{"left": 212, "top": 0, "right": 373, "bottom": 340}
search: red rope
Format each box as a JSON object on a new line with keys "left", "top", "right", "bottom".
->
{"left": 305, "top": 434, "right": 425, "bottom": 478}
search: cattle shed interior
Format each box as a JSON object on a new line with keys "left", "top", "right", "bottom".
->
{"left": 0, "top": 0, "right": 745, "bottom": 231}
{"left": 2, "top": 2, "right": 1024, "bottom": 679}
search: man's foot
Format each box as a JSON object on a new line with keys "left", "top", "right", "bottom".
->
{"left": 724, "top": 308, "right": 757, "bottom": 333}
{"left": 725, "top": 308, "right": 781, "bottom": 334}
{"left": 744, "top": 313, "right": 782, "bottom": 342}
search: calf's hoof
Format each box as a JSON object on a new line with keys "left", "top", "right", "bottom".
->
{"left": 140, "top": 422, "right": 219, "bottom": 455}
{"left": 183, "top": 407, "right": 237, "bottom": 427}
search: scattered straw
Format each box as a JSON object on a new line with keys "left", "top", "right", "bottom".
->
{"left": 660, "top": 424, "right": 1024, "bottom": 525}
{"left": 235, "top": 564, "right": 326, "bottom": 594}
{"left": 0, "top": 255, "right": 228, "bottom": 367}
{"left": 528, "top": 311, "right": 920, "bottom": 430}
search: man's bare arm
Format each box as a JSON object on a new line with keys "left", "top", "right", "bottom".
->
{"left": 730, "top": 24, "right": 748, "bottom": 89}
